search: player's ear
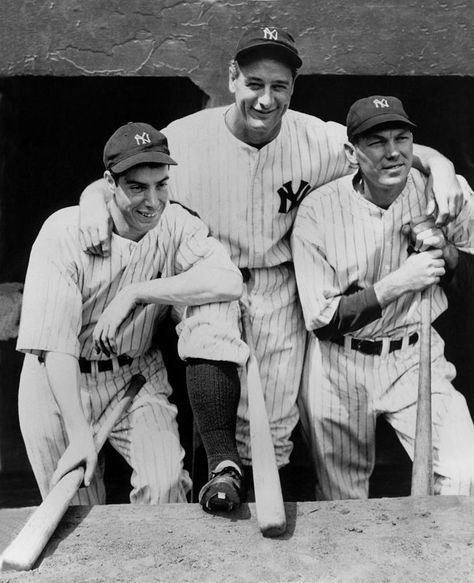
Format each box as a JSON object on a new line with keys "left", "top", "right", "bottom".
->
{"left": 228, "top": 73, "right": 236, "bottom": 94}
{"left": 344, "top": 142, "right": 358, "bottom": 166}
{"left": 228, "top": 60, "right": 239, "bottom": 94}
{"left": 104, "top": 170, "right": 116, "bottom": 194}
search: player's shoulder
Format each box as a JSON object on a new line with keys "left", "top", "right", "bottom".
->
{"left": 161, "top": 200, "right": 204, "bottom": 230}
{"left": 38, "top": 206, "right": 80, "bottom": 239}
{"left": 168, "top": 200, "right": 201, "bottom": 219}
{"left": 159, "top": 201, "right": 210, "bottom": 245}
{"left": 301, "top": 173, "right": 355, "bottom": 209}
{"left": 163, "top": 107, "right": 227, "bottom": 136}
{"left": 284, "top": 109, "right": 347, "bottom": 136}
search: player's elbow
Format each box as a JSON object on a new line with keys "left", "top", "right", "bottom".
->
{"left": 212, "top": 268, "right": 243, "bottom": 301}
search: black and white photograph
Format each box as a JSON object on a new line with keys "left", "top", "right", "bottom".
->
{"left": 0, "top": 2, "right": 473, "bottom": 581}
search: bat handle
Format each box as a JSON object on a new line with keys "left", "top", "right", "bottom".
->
{"left": 411, "top": 289, "right": 433, "bottom": 496}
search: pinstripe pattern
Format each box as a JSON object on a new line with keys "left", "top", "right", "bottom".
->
{"left": 164, "top": 107, "right": 351, "bottom": 269}
{"left": 17, "top": 202, "right": 244, "bottom": 503}
{"left": 19, "top": 351, "right": 191, "bottom": 504}
{"left": 162, "top": 107, "right": 353, "bottom": 466}
{"left": 301, "top": 331, "right": 474, "bottom": 499}
{"left": 293, "top": 171, "right": 474, "bottom": 337}
{"left": 293, "top": 170, "right": 474, "bottom": 500}
{"left": 18, "top": 204, "right": 243, "bottom": 361}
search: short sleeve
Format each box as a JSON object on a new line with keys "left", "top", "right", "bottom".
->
{"left": 17, "top": 213, "right": 83, "bottom": 357}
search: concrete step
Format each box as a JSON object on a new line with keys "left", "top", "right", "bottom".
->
{"left": 1, "top": 496, "right": 473, "bottom": 583}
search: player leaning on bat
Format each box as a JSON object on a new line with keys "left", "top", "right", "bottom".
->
{"left": 78, "top": 26, "right": 465, "bottom": 510}
{"left": 17, "top": 122, "right": 248, "bottom": 505}
{"left": 292, "top": 95, "right": 474, "bottom": 500}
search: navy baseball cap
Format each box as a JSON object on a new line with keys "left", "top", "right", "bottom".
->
{"left": 346, "top": 95, "right": 416, "bottom": 141}
{"left": 103, "top": 122, "right": 177, "bottom": 173}
{"left": 234, "top": 26, "right": 302, "bottom": 69}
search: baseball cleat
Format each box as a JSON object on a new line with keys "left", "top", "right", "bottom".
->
{"left": 198, "top": 461, "right": 243, "bottom": 512}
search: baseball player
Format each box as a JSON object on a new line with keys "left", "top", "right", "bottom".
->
{"left": 292, "top": 95, "right": 474, "bottom": 500}
{"left": 17, "top": 122, "right": 247, "bottom": 505}
{"left": 77, "top": 27, "right": 465, "bottom": 508}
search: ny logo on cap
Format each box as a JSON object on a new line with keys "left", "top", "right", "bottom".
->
{"left": 373, "top": 98, "right": 389, "bottom": 109}
{"left": 134, "top": 132, "right": 151, "bottom": 145}
{"left": 263, "top": 27, "right": 278, "bottom": 40}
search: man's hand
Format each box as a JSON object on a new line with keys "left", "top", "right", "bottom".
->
{"left": 397, "top": 249, "right": 446, "bottom": 291}
{"left": 78, "top": 178, "right": 113, "bottom": 256}
{"left": 51, "top": 427, "right": 97, "bottom": 488}
{"left": 404, "top": 215, "right": 446, "bottom": 253}
{"left": 374, "top": 249, "right": 445, "bottom": 308}
{"left": 79, "top": 204, "right": 112, "bottom": 257}
{"left": 92, "top": 289, "right": 137, "bottom": 356}
{"left": 403, "top": 214, "right": 459, "bottom": 270}
{"left": 425, "top": 169, "right": 463, "bottom": 226}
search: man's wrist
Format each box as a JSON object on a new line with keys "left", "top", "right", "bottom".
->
{"left": 127, "top": 282, "right": 145, "bottom": 305}
{"left": 374, "top": 271, "right": 406, "bottom": 308}
{"left": 443, "top": 243, "right": 459, "bottom": 271}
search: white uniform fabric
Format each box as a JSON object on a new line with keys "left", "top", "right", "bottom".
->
{"left": 292, "top": 169, "right": 474, "bottom": 499}
{"left": 17, "top": 202, "right": 247, "bottom": 504}
{"left": 163, "top": 107, "right": 353, "bottom": 466}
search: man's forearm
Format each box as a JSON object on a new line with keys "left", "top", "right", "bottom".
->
{"left": 442, "top": 248, "right": 474, "bottom": 294}
{"left": 125, "top": 264, "right": 243, "bottom": 307}
{"left": 373, "top": 271, "right": 411, "bottom": 308}
{"left": 412, "top": 144, "right": 453, "bottom": 175}
{"left": 79, "top": 178, "right": 111, "bottom": 207}
{"left": 314, "top": 287, "right": 382, "bottom": 340}
{"left": 44, "top": 352, "right": 90, "bottom": 439}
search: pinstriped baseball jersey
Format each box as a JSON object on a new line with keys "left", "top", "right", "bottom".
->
{"left": 161, "top": 106, "right": 355, "bottom": 467}
{"left": 293, "top": 169, "right": 474, "bottom": 500}
{"left": 292, "top": 170, "right": 474, "bottom": 337}
{"left": 17, "top": 202, "right": 246, "bottom": 363}
{"left": 163, "top": 107, "right": 353, "bottom": 269}
{"left": 163, "top": 106, "right": 351, "bottom": 466}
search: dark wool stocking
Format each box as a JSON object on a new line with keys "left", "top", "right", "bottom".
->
{"left": 186, "top": 358, "right": 242, "bottom": 474}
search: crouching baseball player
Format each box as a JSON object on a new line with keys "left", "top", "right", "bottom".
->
{"left": 292, "top": 95, "right": 474, "bottom": 500}
{"left": 17, "top": 122, "right": 248, "bottom": 505}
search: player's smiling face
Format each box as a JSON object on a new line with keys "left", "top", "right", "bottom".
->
{"left": 351, "top": 125, "right": 413, "bottom": 197}
{"left": 106, "top": 164, "right": 169, "bottom": 241}
{"left": 228, "top": 56, "right": 294, "bottom": 146}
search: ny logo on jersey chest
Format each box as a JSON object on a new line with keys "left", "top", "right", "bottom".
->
{"left": 277, "top": 180, "right": 312, "bottom": 213}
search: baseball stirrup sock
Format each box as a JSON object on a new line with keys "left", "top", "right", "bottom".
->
{"left": 186, "top": 359, "right": 242, "bottom": 474}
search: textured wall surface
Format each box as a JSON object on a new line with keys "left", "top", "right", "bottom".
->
{"left": 0, "top": 0, "right": 473, "bottom": 104}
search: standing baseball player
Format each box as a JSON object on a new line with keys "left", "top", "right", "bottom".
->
{"left": 292, "top": 95, "right": 474, "bottom": 500}
{"left": 17, "top": 121, "right": 247, "bottom": 505}
{"left": 77, "top": 26, "right": 465, "bottom": 508}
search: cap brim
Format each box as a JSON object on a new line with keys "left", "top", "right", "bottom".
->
{"left": 236, "top": 42, "right": 302, "bottom": 68}
{"left": 352, "top": 114, "right": 416, "bottom": 138}
{"left": 110, "top": 151, "right": 177, "bottom": 173}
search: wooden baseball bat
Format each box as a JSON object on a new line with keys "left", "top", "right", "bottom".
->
{"left": 0, "top": 373, "right": 146, "bottom": 572}
{"left": 411, "top": 289, "right": 434, "bottom": 496}
{"left": 240, "top": 299, "right": 286, "bottom": 537}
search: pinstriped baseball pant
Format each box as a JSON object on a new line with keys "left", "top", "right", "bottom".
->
{"left": 18, "top": 349, "right": 191, "bottom": 505}
{"left": 236, "top": 262, "right": 307, "bottom": 467}
{"left": 300, "top": 330, "right": 474, "bottom": 500}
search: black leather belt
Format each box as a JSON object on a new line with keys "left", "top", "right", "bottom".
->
{"left": 332, "top": 332, "right": 419, "bottom": 356}
{"left": 79, "top": 354, "right": 133, "bottom": 374}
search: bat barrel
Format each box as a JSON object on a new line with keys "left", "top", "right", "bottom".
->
{"left": 411, "top": 290, "right": 433, "bottom": 496}
{"left": 0, "top": 468, "right": 84, "bottom": 571}
{"left": 240, "top": 297, "right": 287, "bottom": 536}
{"left": 0, "top": 373, "right": 146, "bottom": 571}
